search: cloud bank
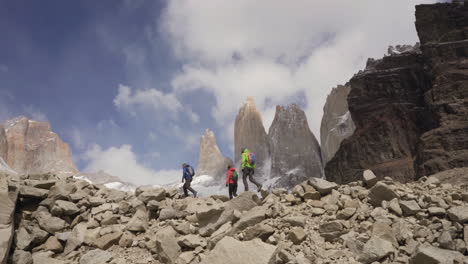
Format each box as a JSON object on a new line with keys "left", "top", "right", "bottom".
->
{"left": 161, "top": 0, "right": 439, "bottom": 138}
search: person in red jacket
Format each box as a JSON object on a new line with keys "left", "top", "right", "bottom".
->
{"left": 226, "top": 165, "right": 238, "bottom": 199}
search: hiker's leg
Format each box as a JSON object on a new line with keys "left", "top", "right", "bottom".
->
{"left": 233, "top": 183, "right": 238, "bottom": 197}
{"left": 228, "top": 184, "right": 234, "bottom": 199}
{"left": 248, "top": 168, "right": 261, "bottom": 188}
{"left": 242, "top": 168, "right": 249, "bottom": 191}
{"left": 187, "top": 179, "right": 196, "bottom": 195}
{"left": 183, "top": 181, "right": 189, "bottom": 196}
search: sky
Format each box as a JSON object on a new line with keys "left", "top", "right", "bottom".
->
{"left": 0, "top": 0, "right": 440, "bottom": 186}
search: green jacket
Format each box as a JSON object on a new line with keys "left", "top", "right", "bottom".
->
{"left": 241, "top": 148, "right": 255, "bottom": 169}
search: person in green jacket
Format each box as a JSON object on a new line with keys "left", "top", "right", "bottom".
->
{"left": 241, "top": 148, "right": 262, "bottom": 192}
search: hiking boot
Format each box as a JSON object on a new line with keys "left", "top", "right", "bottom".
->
{"left": 257, "top": 184, "right": 263, "bottom": 192}
{"left": 193, "top": 191, "right": 198, "bottom": 198}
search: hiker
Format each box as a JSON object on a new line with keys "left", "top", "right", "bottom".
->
{"left": 226, "top": 165, "right": 238, "bottom": 199}
{"left": 181, "top": 163, "right": 197, "bottom": 198}
{"left": 241, "top": 148, "right": 262, "bottom": 192}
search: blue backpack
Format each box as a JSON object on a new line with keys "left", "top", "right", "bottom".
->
{"left": 248, "top": 153, "right": 256, "bottom": 166}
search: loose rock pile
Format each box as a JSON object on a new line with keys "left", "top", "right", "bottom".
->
{"left": 5, "top": 169, "right": 468, "bottom": 264}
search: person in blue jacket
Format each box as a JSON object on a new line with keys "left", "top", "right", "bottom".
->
{"left": 182, "top": 163, "right": 197, "bottom": 198}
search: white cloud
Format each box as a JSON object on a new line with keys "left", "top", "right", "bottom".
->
{"left": 162, "top": 0, "right": 439, "bottom": 138}
{"left": 114, "top": 84, "right": 199, "bottom": 123}
{"left": 70, "top": 128, "right": 85, "bottom": 149}
{"left": 83, "top": 144, "right": 180, "bottom": 186}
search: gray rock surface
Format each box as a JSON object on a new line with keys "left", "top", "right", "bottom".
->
{"left": 234, "top": 97, "right": 269, "bottom": 169}
{"left": 197, "top": 129, "right": 233, "bottom": 179}
{"left": 320, "top": 84, "right": 356, "bottom": 165}
{"left": 268, "top": 104, "right": 323, "bottom": 187}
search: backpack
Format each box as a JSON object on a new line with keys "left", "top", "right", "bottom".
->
{"left": 231, "top": 170, "right": 238, "bottom": 183}
{"left": 248, "top": 152, "right": 256, "bottom": 166}
{"left": 187, "top": 166, "right": 195, "bottom": 177}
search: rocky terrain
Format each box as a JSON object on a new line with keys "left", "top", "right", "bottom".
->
{"left": 325, "top": 2, "right": 468, "bottom": 184}
{"left": 196, "top": 129, "right": 233, "bottom": 180}
{"left": 2, "top": 169, "right": 468, "bottom": 264}
{"left": 269, "top": 105, "right": 323, "bottom": 187}
{"left": 0, "top": 117, "right": 78, "bottom": 177}
{"left": 320, "top": 84, "right": 355, "bottom": 165}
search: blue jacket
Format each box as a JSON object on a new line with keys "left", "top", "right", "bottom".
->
{"left": 183, "top": 166, "right": 193, "bottom": 181}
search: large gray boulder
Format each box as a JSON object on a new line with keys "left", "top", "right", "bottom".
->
{"left": 0, "top": 188, "right": 18, "bottom": 264}
{"left": 201, "top": 237, "right": 276, "bottom": 264}
{"left": 410, "top": 246, "right": 463, "bottom": 264}
{"left": 268, "top": 104, "right": 323, "bottom": 188}
{"left": 79, "top": 249, "right": 113, "bottom": 264}
{"left": 155, "top": 226, "right": 181, "bottom": 264}
{"left": 197, "top": 129, "right": 233, "bottom": 179}
{"left": 368, "top": 182, "right": 399, "bottom": 206}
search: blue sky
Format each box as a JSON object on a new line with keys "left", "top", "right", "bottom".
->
{"left": 0, "top": 0, "right": 440, "bottom": 185}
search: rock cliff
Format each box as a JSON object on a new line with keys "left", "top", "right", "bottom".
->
{"left": 325, "top": 2, "right": 468, "bottom": 184}
{"left": 414, "top": 3, "right": 468, "bottom": 176}
{"left": 269, "top": 104, "right": 323, "bottom": 187}
{"left": 234, "top": 97, "right": 269, "bottom": 168}
{"left": 0, "top": 117, "right": 78, "bottom": 176}
{"left": 320, "top": 84, "right": 356, "bottom": 165}
{"left": 197, "top": 129, "right": 233, "bottom": 180}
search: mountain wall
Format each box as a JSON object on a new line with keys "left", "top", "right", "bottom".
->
{"left": 0, "top": 117, "right": 78, "bottom": 176}
{"left": 234, "top": 97, "right": 269, "bottom": 168}
{"left": 197, "top": 129, "right": 233, "bottom": 180}
{"left": 325, "top": 2, "right": 468, "bottom": 184}
{"left": 320, "top": 84, "right": 356, "bottom": 165}
{"left": 269, "top": 104, "right": 323, "bottom": 187}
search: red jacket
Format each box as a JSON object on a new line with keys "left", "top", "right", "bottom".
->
{"left": 226, "top": 168, "right": 237, "bottom": 184}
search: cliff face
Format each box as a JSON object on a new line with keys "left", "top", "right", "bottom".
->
{"left": 0, "top": 117, "right": 78, "bottom": 176}
{"left": 197, "top": 129, "right": 233, "bottom": 180}
{"left": 325, "top": 2, "right": 468, "bottom": 184}
{"left": 320, "top": 84, "right": 356, "bottom": 165}
{"left": 414, "top": 3, "right": 468, "bottom": 176}
{"left": 234, "top": 97, "right": 269, "bottom": 168}
{"left": 269, "top": 105, "right": 323, "bottom": 187}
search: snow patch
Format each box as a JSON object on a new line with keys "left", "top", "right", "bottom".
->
{"left": 0, "top": 157, "right": 17, "bottom": 175}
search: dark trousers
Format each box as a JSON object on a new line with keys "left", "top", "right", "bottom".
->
{"left": 183, "top": 179, "right": 196, "bottom": 197}
{"left": 242, "top": 167, "right": 261, "bottom": 191}
{"left": 228, "top": 183, "right": 238, "bottom": 199}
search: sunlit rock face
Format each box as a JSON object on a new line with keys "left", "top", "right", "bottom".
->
{"left": 269, "top": 104, "right": 323, "bottom": 188}
{"left": 197, "top": 129, "right": 233, "bottom": 180}
{"left": 234, "top": 97, "right": 269, "bottom": 169}
{"left": 0, "top": 117, "right": 78, "bottom": 176}
{"left": 320, "top": 84, "right": 356, "bottom": 165}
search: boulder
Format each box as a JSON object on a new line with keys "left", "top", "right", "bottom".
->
{"left": 11, "top": 249, "right": 33, "bottom": 264}
{"left": 243, "top": 223, "right": 275, "bottom": 241}
{"left": 52, "top": 200, "right": 80, "bottom": 216}
{"left": 79, "top": 249, "right": 113, "bottom": 264}
{"left": 229, "top": 206, "right": 267, "bottom": 235}
{"left": 64, "top": 222, "right": 87, "bottom": 254}
{"left": 368, "top": 183, "right": 398, "bottom": 206}
{"left": 126, "top": 206, "right": 148, "bottom": 232}
{"left": 307, "top": 178, "right": 338, "bottom": 195}
{"left": 399, "top": 200, "right": 421, "bottom": 216}
{"left": 155, "top": 226, "right": 181, "bottom": 264}
{"left": 95, "top": 232, "right": 123, "bottom": 250}
{"left": 19, "top": 186, "right": 48, "bottom": 199}
{"left": 363, "top": 170, "right": 378, "bottom": 188}
{"left": 447, "top": 206, "right": 468, "bottom": 223}
{"left": 201, "top": 237, "right": 276, "bottom": 264}
{"left": 288, "top": 227, "right": 307, "bottom": 245}
{"left": 410, "top": 246, "right": 463, "bottom": 264}
{"left": 177, "top": 235, "right": 207, "bottom": 249}
{"left": 359, "top": 237, "right": 394, "bottom": 264}
{"left": 33, "top": 210, "right": 68, "bottom": 234}
{"left": 137, "top": 188, "right": 166, "bottom": 203}
{"left": 42, "top": 236, "right": 63, "bottom": 253}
